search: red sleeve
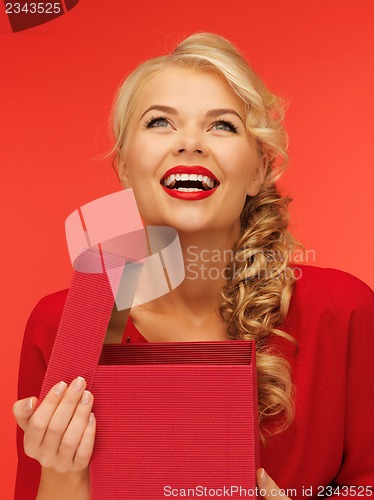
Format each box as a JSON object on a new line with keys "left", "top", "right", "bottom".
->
{"left": 15, "top": 290, "right": 68, "bottom": 500}
{"left": 332, "top": 276, "right": 374, "bottom": 492}
{"left": 260, "top": 266, "right": 374, "bottom": 497}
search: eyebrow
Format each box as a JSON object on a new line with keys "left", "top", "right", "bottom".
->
{"left": 140, "top": 105, "right": 244, "bottom": 124}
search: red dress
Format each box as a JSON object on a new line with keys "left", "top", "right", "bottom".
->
{"left": 15, "top": 265, "right": 374, "bottom": 498}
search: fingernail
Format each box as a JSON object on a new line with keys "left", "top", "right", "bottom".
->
{"left": 55, "top": 381, "right": 67, "bottom": 396}
{"left": 89, "top": 412, "right": 95, "bottom": 425}
{"left": 72, "top": 376, "right": 85, "bottom": 391}
{"left": 81, "top": 390, "right": 91, "bottom": 406}
{"left": 260, "top": 468, "right": 268, "bottom": 484}
{"left": 23, "top": 397, "right": 35, "bottom": 412}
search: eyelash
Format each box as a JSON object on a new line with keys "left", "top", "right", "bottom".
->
{"left": 145, "top": 116, "right": 170, "bottom": 128}
{"left": 212, "top": 119, "right": 239, "bottom": 133}
{"left": 145, "top": 115, "right": 239, "bottom": 133}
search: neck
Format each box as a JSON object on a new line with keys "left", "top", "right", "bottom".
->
{"left": 144, "top": 224, "right": 240, "bottom": 318}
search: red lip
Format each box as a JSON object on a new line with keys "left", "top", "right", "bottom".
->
{"left": 160, "top": 165, "right": 219, "bottom": 201}
{"left": 161, "top": 165, "right": 219, "bottom": 183}
{"left": 161, "top": 184, "right": 218, "bottom": 200}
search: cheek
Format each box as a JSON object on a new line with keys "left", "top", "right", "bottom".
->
{"left": 123, "top": 151, "right": 151, "bottom": 184}
{"left": 125, "top": 136, "right": 167, "bottom": 179}
{"left": 218, "top": 144, "right": 256, "bottom": 183}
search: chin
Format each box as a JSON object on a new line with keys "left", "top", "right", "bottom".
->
{"left": 173, "top": 224, "right": 208, "bottom": 235}
{"left": 167, "top": 212, "right": 213, "bottom": 233}
{"left": 154, "top": 220, "right": 205, "bottom": 234}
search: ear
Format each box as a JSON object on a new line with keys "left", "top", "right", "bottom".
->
{"left": 247, "top": 154, "right": 268, "bottom": 197}
{"left": 118, "top": 159, "right": 132, "bottom": 189}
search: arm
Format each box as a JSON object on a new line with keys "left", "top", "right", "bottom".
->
{"left": 331, "top": 280, "right": 374, "bottom": 490}
{"left": 14, "top": 292, "right": 95, "bottom": 499}
{"left": 37, "top": 469, "right": 90, "bottom": 500}
{"left": 257, "top": 279, "right": 374, "bottom": 498}
{"left": 13, "top": 378, "right": 95, "bottom": 500}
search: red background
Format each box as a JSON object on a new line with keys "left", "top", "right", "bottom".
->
{"left": 1, "top": 1, "right": 373, "bottom": 497}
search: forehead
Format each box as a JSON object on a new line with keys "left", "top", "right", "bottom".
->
{"left": 135, "top": 67, "right": 246, "bottom": 116}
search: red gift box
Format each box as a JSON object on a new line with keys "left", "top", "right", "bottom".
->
{"left": 40, "top": 267, "right": 259, "bottom": 499}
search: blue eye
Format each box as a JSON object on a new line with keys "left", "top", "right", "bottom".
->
{"left": 212, "top": 120, "right": 238, "bottom": 133}
{"left": 146, "top": 116, "right": 170, "bottom": 128}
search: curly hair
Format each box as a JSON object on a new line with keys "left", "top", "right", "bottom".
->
{"left": 110, "top": 32, "right": 301, "bottom": 441}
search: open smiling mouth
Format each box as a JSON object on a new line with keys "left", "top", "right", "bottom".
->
{"left": 160, "top": 166, "right": 220, "bottom": 201}
{"left": 161, "top": 173, "right": 219, "bottom": 192}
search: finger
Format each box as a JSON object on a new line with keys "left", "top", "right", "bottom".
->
{"left": 13, "top": 397, "right": 37, "bottom": 431}
{"left": 56, "top": 391, "right": 94, "bottom": 468}
{"left": 24, "top": 381, "right": 68, "bottom": 455}
{"left": 73, "top": 412, "right": 96, "bottom": 471}
{"left": 41, "top": 377, "right": 87, "bottom": 455}
{"left": 257, "top": 468, "right": 288, "bottom": 499}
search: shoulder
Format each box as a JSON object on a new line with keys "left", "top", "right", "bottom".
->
{"left": 27, "top": 289, "right": 69, "bottom": 329}
{"left": 24, "top": 289, "right": 69, "bottom": 353}
{"left": 291, "top": 264, "right": 373, "bottom": 311}
{"left": 283, "top": 265, "right": 373, "bottom": 333}
{"left": 280, "top": 265, "right": 374, "bottom": 357}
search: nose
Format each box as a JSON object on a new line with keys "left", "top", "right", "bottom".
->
{"left": 173, "top": 128, "right": 208, "bottom": 157}
{"left": 177, "top": 147, "right": 204, "bottom": 154}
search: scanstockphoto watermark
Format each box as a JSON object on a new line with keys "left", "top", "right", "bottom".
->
{"left": 164, "top": 485, "right": 373, "bottom": 497}
{"left": 163, "top": 485, "right": 297, "bottom": 497}
{"left": 185, "top": 246, "right": 316, "bottom": 281}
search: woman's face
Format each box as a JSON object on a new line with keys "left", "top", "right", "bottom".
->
{"left": 119, "top": 67, "right": 266, "bottom": 236}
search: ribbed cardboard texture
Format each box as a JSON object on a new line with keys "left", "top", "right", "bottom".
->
{"left": 92, "top": 342, "right": 259, "bottom": 499}
{"left": 40, "top": 267, "right": 260, "bottom": 499}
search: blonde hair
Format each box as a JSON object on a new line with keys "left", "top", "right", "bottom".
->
{"left": 110, "top": 32, "right": 300, "bottom": 441}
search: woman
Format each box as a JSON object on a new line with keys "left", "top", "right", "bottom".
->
{"left": 13, "top": 33, "right": 374, "bottom": 499}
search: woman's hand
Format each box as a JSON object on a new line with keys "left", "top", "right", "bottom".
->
{"left": 257, "top": 468, "right": 291, "bottom": 499}
{"left": 13, "top": 377, "right": 96, "bottom": 474}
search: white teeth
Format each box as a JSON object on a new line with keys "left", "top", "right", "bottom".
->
{"left": 164, "top": 174, "right": 176, "bottom": 186}
{"left": 177, "top": 187, "right": 202, "bottom": 192}
{"left": 202, "top": 176, "right": 214, "bottom": 188}
{"left": 164, "top": 175, "right": 176, "bottom": 187}
{"left": 162, "top": 172, "right": 217, "bottom": 188}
